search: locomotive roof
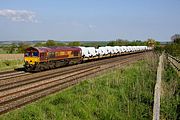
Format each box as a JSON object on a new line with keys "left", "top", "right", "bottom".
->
{"left": 26, "top": 47, "right": 81, "bottom": 53}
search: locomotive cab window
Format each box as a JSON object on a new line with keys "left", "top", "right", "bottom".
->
{"left": 25, "top": 52, "right": 31, "bottom": 57}
{"left": 32, "top": 51, "right": 39, "bottom": 56}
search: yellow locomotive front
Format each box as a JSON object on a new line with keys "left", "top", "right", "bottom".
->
{"left": 24, "top": 47, "right": 40, "bottom": 71}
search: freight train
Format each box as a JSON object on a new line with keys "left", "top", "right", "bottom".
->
{"left": 24, "top": 46, "right": 152, "bottom": 72}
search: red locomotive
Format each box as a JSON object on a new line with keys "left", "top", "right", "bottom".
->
{"left": 24, "top": 47, "right": 82, "bottom": 71}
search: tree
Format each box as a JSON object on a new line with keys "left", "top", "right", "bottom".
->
{"left": 2, "top": 43, "right": 18, "bottom": 54}
{"left": 17, "top": 42, "right": 31, "bottom": 53}
{"left": 45, "top": 40, "right": 56, "bottom": 47}
{"left": 107, "top": 39, "right": 129, "bottom": 46}
{"left": 56, "top": 42, "right": 65, "bottom": 46}
{"left": 9, "top": 43, "right": 17, "bottom": 53}
{"left": 68, "top": 41, "right": 81, "bottom": 46}
{"left": 146, "top": 38, "right": 156, "bottom": 47}
{"left": 171, "top": 34, "right": 180, "bottom": 44}
{"left": 2, "top": 46, "right": 10, "bottom": 53}
{"left": 34, "top": 41, "right": 65, "bottom": 47}
{"left": 34, "top": 42, "right": 45, "bottom": 47}
{"left": 107, "top": 41, "right": 118, "bottom": 46}
{"left": 128, "top": 40, "right": 146, "bottom": 46}
{"left": 174, "top": 38, "right": 180, "bottom": 44}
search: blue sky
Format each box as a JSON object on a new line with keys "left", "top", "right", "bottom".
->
{"left": 0, "top": 0, "right": 179, "bottom": 41}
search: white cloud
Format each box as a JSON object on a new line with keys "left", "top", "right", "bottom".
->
{"left": 0, "top": 9, "right": 38, "bottom": 23}
{"left": 88, "top": 24, "right": 96, "bottom": 30}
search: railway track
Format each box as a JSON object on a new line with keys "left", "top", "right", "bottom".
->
{"left": 0, "top": 70, "right": 31, "bottom": 80}
{"left": 0, "top": 72, "right": 31, "bottom": 80}
{"left": 0, "top": 52, "right": 150, "bottom": 115}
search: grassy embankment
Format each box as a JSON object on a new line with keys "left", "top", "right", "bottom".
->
{"left": 154, "top": 43, "right": 179, "bottom": 119}
{"left": 160, "top": 58, "right": 180, "bottom": 119}
{"left": 0, "top": 53, "right": 158, "bottom": 120}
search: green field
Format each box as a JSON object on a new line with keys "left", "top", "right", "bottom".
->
{"left": 0, "top": 60, "right": 24, "bottom": 71}
{"left": 0, "top": 53, "right": 159, "bottom": 120}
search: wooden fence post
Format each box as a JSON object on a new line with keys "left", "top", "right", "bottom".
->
{"left": 153, "top": 52, "right": 164, "bottom": 120}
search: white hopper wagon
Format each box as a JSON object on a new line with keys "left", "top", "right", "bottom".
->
{"left": 98, "top": 47, "right": 109, "bottom": 55}
{"left": 78, "top": 46, "right": 90, "bottom": 58}
{"left": 86, "top": 47, "right": 97, "bottom": 57}
{"left": 105, "top": 46, "right": 115, "bottom": 54}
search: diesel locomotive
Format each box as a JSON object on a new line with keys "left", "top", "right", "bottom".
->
{"left": 24, "top": 47, "right": 82, "bottom": 71}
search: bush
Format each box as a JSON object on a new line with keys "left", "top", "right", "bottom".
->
{"left": 165, "top": 44, "right": 180, "bottom": 58}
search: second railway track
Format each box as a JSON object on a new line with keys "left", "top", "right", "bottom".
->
{"left": 0, "top": 71, "right": 31, "bottom": 80}
{"left": 0, "top": 51, "right": 150, "bottom": 115}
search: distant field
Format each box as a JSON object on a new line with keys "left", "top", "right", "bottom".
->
{"left": 0, "top": 59, "right": 24, "bottom": 71}
{"left": 0, "top": 54, "right": 24, "bottom": 60}
{"left": 0, "top": 54, "right": 24, "bottom": 71}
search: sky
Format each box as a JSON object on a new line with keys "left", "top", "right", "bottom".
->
{"left": 0, "top": 0, "right": 179, "bottom": 42}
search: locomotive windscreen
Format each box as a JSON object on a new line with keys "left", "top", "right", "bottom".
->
{"left": 25, "top": 47, "right": 39, "bottom": 57}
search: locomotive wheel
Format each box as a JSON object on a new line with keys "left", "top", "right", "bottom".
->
{"left": 25, "top": 67, "right": 32, "bottom": 72}
{"left": 48, "top": 62, "right": 55, "bottom": 69}
{"left": 55, "top": 61, "right": 61, "bottom": 68}
{"left": 64, "top": 59, "right": 69, "bottom": 65}
{"left": 40, "top": 67, "right": 44, "bottom": 71}
{"left": 35, "top": 68, "right": 40, "bottom": 72}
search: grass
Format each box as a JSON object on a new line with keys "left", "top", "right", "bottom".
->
{"left": 0, "top": 53, "right": 158, "bottom": 120}
{"left": 165, "top": 44, "right": 180, "bottom": 58}
{"left": 160, "top": 61, "right": 180, "bottom": 120}
{"left": 0, "top": 60, "right": 24, "bottom": 71}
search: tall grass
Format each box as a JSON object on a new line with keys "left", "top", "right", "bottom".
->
{"left": 0, "top": 52, "right": 158, "bottom": 120}
{"left": 0, "top": 60, "right": 23, "bottom": 71}
{"left": 160, "top": 59, "right": 180, "bottom": 120}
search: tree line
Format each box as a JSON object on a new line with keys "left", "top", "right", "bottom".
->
{"left": 0, "top": 40, "right": 81, "bottom": 54}
{"left": 107, "top": 38, "right": 160, "bottom": 46}
{"left": 154, "top": 36, "right": 180, "bottom": 57}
